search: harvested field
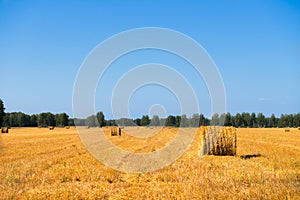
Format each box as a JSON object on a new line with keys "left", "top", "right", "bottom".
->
{"left": 0, "top": 127, "right": 299, "bottom": 199}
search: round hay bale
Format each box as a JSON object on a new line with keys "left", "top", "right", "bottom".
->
{"left": 201, "top": 126, "right": 236, "bottom": 156}
{"left": 48, "top": 126, "right": 55, "bottom": 130}
{"left": 1, "top": 127, "right": 9, "bottom": 134}
{"left": 110, "top": 127, "right": 121, "bottom": 136}
{"left": 284, "top": 128, "right": 290, "bottom": 132}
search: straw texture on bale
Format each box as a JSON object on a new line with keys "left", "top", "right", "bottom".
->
{"left": 200, "top": 126, "right": 236, "bottom": 156}
{"left": 111, "top": 127, "right": 121, "bottom": 136}
{"left": 1, "top": 127, "right": 9, "bottom": 133}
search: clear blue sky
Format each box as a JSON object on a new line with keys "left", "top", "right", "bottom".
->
{"left": 0, "top": 0, "right": 299, "bottom": 119}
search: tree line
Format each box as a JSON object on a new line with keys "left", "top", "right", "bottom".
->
{"left": 71, "top": 112, "right": 300, "bottom": 128}
{"left": 0, "top": 99, "right": 299, "bottom": 128}
{"left": 2, "top": 112, "right": 70, "bottom": 128}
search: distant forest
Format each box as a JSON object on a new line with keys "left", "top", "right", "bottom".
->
{"left": 0, "top": 99, "right": 299, "bottom": 128}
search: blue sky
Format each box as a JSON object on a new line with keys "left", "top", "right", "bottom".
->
{"left": 0, "top": 0, "right": 299, "bottom": 119}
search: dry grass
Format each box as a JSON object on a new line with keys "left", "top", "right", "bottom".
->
{"left": 0, "top": 127, "right": 299, "bottom": 199}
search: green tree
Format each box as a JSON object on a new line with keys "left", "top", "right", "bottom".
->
{"left": 0, "top": 99, "right": 5, "bottom": 127}
{"left": 256, "top": 113, "right": 265, "bottom": 128}
{"left": 199, "top": 114, "right": 206, "bottom": 126}
{"left": 117, "top": 118, "right": 135, "bottom": 126}
{"left": 293, "top": 113, "right": 300, "bottom": 127}
{"left": 3, "top": 114, "right": 9, "bottom": 127}
{"left": 268, "top": 114, "right": 277, "bottom": 127}
{"left": 150, "top": 115, "right": 160, "bottom": 126}
{"left": 175, "top": 116, "right": 181, "bottom": 127}
{"left": 190, "top": 113, "right": 200, "bottom": 127}
{"left": 17, "top": 112, "right": 30, "bottom": 127}
{"left": 74, "top": 118, "right": 86, "bottom": 126}
{"left": 159, "top": 118, "right": 166, "bottom": 126}
{"left": 242, "top": 112, "right": 251, "bottom": 127}
{"left": 106, "top": 119, "right": 117, "bottom": 126}
{"left": 37, "top": 112, "right": 55, "bottom": 127}
{"left": 165, "top": 115, "right": 176, "bottom": 126}
{"left": 180, "top": 114, "right": 189, "bottom": 127}
{"left": 4, "top": 112, "right": 31, "bottom": 127}
{"left": 211, "top": 113, "right": 219, "bottom": 126}
{"left": 96, "top": 112, "right": 106, "bottom": 127}
{"left": 234, "top": 113, "right": 243, "bottom": 127}
{"left": 30, "top": 114, "right": 37, "bottom": 127}
{"left": 250, "top": 113, "right": 257, "bottom": 128}
{"left": 85, "top": 115, "right": 99, "bottom": 127}
{"left": 68, "top": 118, "right": 75, "bottom": 126}
{"left": 141, "top": 115, "right": 150, "bottom": 126}
{"left": 224, "top": 113, "right": 232, "bottom": 126}
{"left": 134, "top": 118, "right": 141, "bottom": 126}
{"left": 55, "top": 113, "right": 69, "bottom": 127}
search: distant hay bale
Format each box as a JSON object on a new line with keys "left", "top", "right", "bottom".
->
{"left": 298, "top": 127, "right": 300, "bottom": 130}
{"left": 111, "top": 127, "right": 121, "bottom": 136}
{"left": 284, "top": 128, "right": 290, "bottom": 132}
{"left": 201, "top": 126, "right": 236, "bottom": 156}
{"left": 1, "top": 127, "right": 9, "bottom": 134}
{"left": 65, "top": 126, "right": 70, "bottom": 129}
{"left": 48, "top": 126, "right": 55, "bottom": 130}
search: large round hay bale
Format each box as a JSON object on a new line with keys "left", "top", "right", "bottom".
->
{"left": 201, "top": 126, "right": 236, "bottom": 156}
{"left": 111, "top": 127, "right": 121, "bottom": 136}
{"left": 48, "top": 126, "right": 55, "bottom": 130}
{"left": 1, "top": 127, "right": 9, "bottom": 134}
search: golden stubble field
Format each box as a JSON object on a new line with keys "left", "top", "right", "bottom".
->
{"left": 0, "top": 127, "right": 299, "bottom": 199}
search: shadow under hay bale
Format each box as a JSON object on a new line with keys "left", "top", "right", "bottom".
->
{"left": 1, "top": 127, "right": 9, "bottom": 134}
{"left": 240, "top": 154, "right": 262, "bottom": 160}
{"left": 200, "top": 126, "right": 237, "bottom": 156}
{"left": 111, "top": 127, "right": 121, "bottom": 136}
